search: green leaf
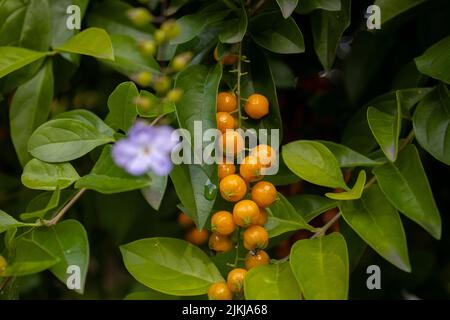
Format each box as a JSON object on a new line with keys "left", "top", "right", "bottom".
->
{"left": 250, "top": 12, "right": 304, "bottom": 54}
{"left": 120, "top": 237, "right": 223, "bottom": 296}
{"left": 218, "top": 7, "right": 247, "bottom": 44}
{"left": 282, "top": 140, "right": 347, "bottom": 189}
{"left": 311, "top": 0, "right": 351, "bottom": 71}
{"left": 75, "top": 145, "right": 152, "bottom": 194}
{"left": 20, "top": 188, "right": 61, "bottom": 221}
{"left": 86, "top": 0, "right": 154, "bottom": 41}
{"left": 276, "top": 0, "right": 298, "bottom": 18}
{"left": 0, "top": 238, "right": 59, "bottom": 277}
{"left": 319, "top": 141, "right": 383, "bottom": 167}
{"left": 0, "top": 47, "right": 46, "bottom": 78}
{"left": 137, "top": 90, "right": 175, "bottom": 118}
{"left": 105, "top": 81, "right": 139, "bottom": 132}
{"left": 28, "top": 118, "right": 115, "bottom": 163}
{"left": 54, "top": 27, "right": 114, "bottom": 60}
{"left": 375, "top": 0, "right": 427, "bottom": 25}
{"left": 367, "top": 91, "right": 402, "bottom": 161}
{"left": 141, "top": 173, "right": 168, "bottom": 211}
{"left": 413, "top": 86, "right": 450, "bottom": 164}
{"left": 265, "top": 193, "right": 314, "bottom": 237}
{"left": 295, "top": 0, "right": 341, "bottom": 14}
{"left": 10, "top": 60, "right": 54, "bottom": 166}
{"left": 54, "top": 109, "right": 116, "bottom": 137}
{"left": 244, "top": 262, "right": 301, "bottom": 300}
{"left": 32, "top": 220, "right": 89, "bottom": 294}
{"left": 325, "top": 170, "right": 366, "bottom": 200}
{"left": 415, "top": 36, "right": 450, "bottom": 84}
{"left": 373, "top": 145, "right": 441, "bottom": 239}
{"left": 289, "top": 194, "right": 338, "bottom": 222}
{"left": 124, "top": 290, "right": 180, "bottom": 300}
{"left": 0, "top": 210, "right": 27, "bottom": 234}
{"left": 290, "top": 232, "right": 349, "bottom": 300}
{"left": 263, "top": 157, "right": 300, "bottom": 186}
{"left": 102, "top": 34, "right": 160, "bottom": 78}
{"left": 339, "top": 185, "right": 411, "bottom": 272}
{"left": 21, "top": 159, "right": 80, "bottom": 191}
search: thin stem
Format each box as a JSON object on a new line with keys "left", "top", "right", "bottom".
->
{"left": 311, "top": 212, "right": 341, "bottom": 238}
{"left": 250, "top": 0, "right": 270, "bottom": 16}
{"left": 150, "top": 114, "right": 165, "bottom": 126}
{"left": 43, "top": 188, "right": 87, "bottom": 227}
{"left": 236, "top": 42, "right": 243, "bottom": 129}
{"left": 233, "top": 228, "right": 241, "bottom": 266}
{"left": 0, "top": 277, "right": 12, "bottom": 292}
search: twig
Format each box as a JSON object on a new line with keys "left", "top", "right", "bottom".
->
{"left": 311, "top": 212, "right": 342, "bottom": 238}
{"left": 236, "top": 42, "right": 243, "bottom": 128}
{"left": 43, "top": 188, "right": 87, "bottom": 227}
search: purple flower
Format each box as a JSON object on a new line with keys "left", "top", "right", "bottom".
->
{"left": 112, "top": 121, "right": 179, "bottom": 176}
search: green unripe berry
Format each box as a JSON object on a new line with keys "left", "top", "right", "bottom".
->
{"left": 154, "top": 75, "right": 172, "bottom": 93}
{"left": 134, "top": 71, "right": 153, "bottom": 87}
{"left": 0, "top": 255, "right": 7, "bottom": 273}
{"left": 171, "top": 52, "right": 193, "bottom": 72}
{"left": 166, "top": 89, "right": 183, "bottom": 103}
{"left": 154, "top": 29, "right": 167, "bottom": 44}
{"left": 161, "top": 20, "right": 181, "bottom": 39}
{"left": 135, "top": 96, "right": 153, "bottom": 113}
{"left": 127, "top": 8, "right": 153, "bottom": 26}
{"left": 139, "top": 40, "right": 157, "bottom": 56}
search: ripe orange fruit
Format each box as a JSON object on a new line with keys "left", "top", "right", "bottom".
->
{"left": 233, "top": 200, "right": 260, "bottom": 227}
{"left": 227, "top": 268, "right": 247, "bottom": 293}
{"left": 217, "top": 92, "right": 237, "bottom": 112}
{"left": 251, "top": 181, "right": 277, "bottom": 208}
{"left": 245, "top": 250, "right": 270, "bottom": 270}
{"left": 218, "top": 162, "right": 236, "bottom": 180}
{"left": 178, "top": 212, "right": 194, "bottom": 229}
{"left": 253, "top": 208, "right": 268, "bottom": 226}
{"left": 250, "top": 144, "right": 276, "bottom": 168}
{"left": 185, "top": 228, "right": 209, "bottom": 246}
{"left": 245, "top": 94, "right": 269, "bottom": 119}
{"left": 209, "top": 233, "right": 234, "bottom": 252}
{"left": 220, "top": 131, "right": 244, "bottom": 157}
{"left": 219, "top": 174, "right": 247, "bottom": 202}
{"left": 217, "top": 112, "right": 235, "bottom": 133}
{"left": 239, "top": 156, "right": 263, "bottom": 182}
{"left": 208, "top": 282, "right": 232, "bottom": 300}
{"left": 243, "top": 225, "right": 269, "bottom": 250}
{"left": 211, "top": 211, "right": 236, "bottom": 235}
{"left": 214, "top": 48, "right": 239, "bottom": 66}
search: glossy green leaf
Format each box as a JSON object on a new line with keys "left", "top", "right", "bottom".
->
{"left": 1, "top": 238, "right": 59, "bottom": 276}
{"left": 10, "top": 60, "right": 54, "bottom": 166}
{"left": 21, "top": 159, "right": 80, "bottom": 190}
{"left": 0, "top": 210, "right": 27, "bottom": 234}
{"left": 0, "top": 47, "right": 46, "bottom": 78}
{"left": 105, "top": 81, "right": 139, "bottom": 132}
{"left": 250, "top": 12, "right": 304, "bottom": 54}
{"left": 289, "top": 194, "right": 338, "bottom": 222}
{"left": 263, "top": 157, "right": 300, "bottom": 186}
{"left": 373, "top": 145, "right": 441, "bottom": 239}
{"left": 32, "top": 220, "right": 89, "bottom": 293}
{"left": 367, "top": 91, "right": 402, "bottom": 161}
{"left": 124, "top": 290, "right": 179, "bottom": 300}
{"left": 295, "top": 0, "right": 341, "bottom": 14}
{"left": 28, "top": 118, "right": 115, "bottom": 163}
{"left": 102, "top": 34, "right": 160, "bottom": 77}
{"left": 20, "top": 188, "right": 61, "bottom": 221}
{"left": 375, "top": 0, "right": 427, "bottom": 25}
{"left": 137, "top": 90, "right": 175, "bottom": 118}
{"left": 325, "top": 170, "right": 366, "bottom": 200}
{"left": 120, "top": 237, "right": 223, "bottom": 296}
{"left": 54, "top": 27, "right": 114, "bottom": 60}
{"left": 276, "top": 0, "right": 298, "bottom": 18}
{"left": 54, "top": 109, "right": 116, "bottom": 137}
{"left": 290, "top": 232, "right": 349, "bottom": 300}
{"left": 218, "top": 7, "right": 247, "bottom": 44}
{"left": 319, "top": 141, "right": 383, "bottom": 167}
{"left": 282, "top": 140, "right": 347, "bottom": 189}
{"left": 311, "top": 0, "right": 351, "bottom": 71}
{"left": 75, "top": 145, "right": 152, "bottom": 194}
{"left": 340, "top": 185, "right": 411, "bottom": 272}
{"left": 413, "top": 86, "right": 450, "bottom": 164}
{"left": 415, "top": 36, "right": 450, "bottom": 84}
{"left": 265, "top": 193, "right": 314, "bottom": 237}
{"left": 141, "top": 173, "right": 168, "bottom": 211}
{"left": 244, "top": 262, "right": 301, "bottom": 300}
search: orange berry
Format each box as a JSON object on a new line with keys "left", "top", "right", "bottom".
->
{"left": 219, "top": 174, "right": 247, "bottom": 202}
{"left": 239, "top": 156, "right": 263, "bottom": 182}
{"left": 211, "top": 211, "right": 236, "bottom": 235}
{"left": 185, "top": 228, "right": 209, "bottom": 246}
{"left": 253, "top": 208, "right": 268, "bottom": 226}
{"left": 209, "top": 233, "right": 234, "bottom": 252}
{"left": 250, "top": 144, "right": 276, "bottom": 168}
{"left": 245, "top": 250, "right": 270, "bottom": 270}
{"left": 233, "top": 200, "right": 260, "bottom": 227}
{"left": 213, "top": 48, "right": 239, "bottom": 66}
{"left": 217, "top": 92, "right": 237, "bottom": 112}
{"left": 217, "top": 112, "right": 235, "bottom": 133}
{"left": 220, "top": 130, "right": 244, "bottom": 157}
{"left": 178, "top": 212, "right": 194, "bottom": 229}
{"left": 243, "top": 225, "right": 269, "bottom": 250}
{"left": 251, "top": 181, "right": 277, "bottom": 208}
{"left": 218, "top": 162, "right": 236, "bottom": 180}
{"left": 245, "top": 94, "right": 269, "bottom": 119}
{"left": 227, "top": 268, "right": 247, "bottom": 293}
{"left": 208, "top": 282, "right": 232, "bottom": 300}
